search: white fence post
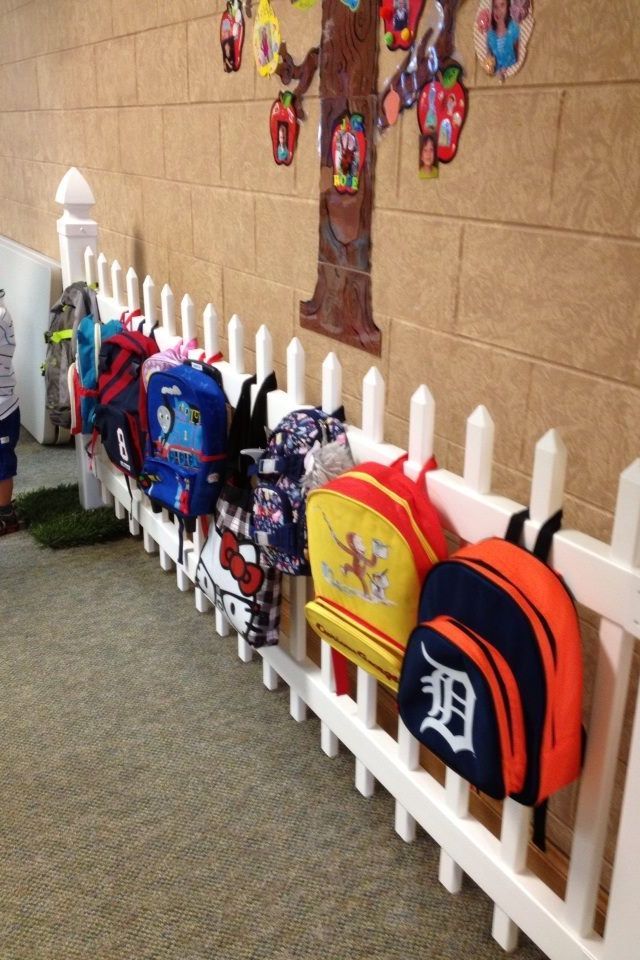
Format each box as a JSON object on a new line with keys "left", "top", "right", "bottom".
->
{"left": 111, "top": 260, "right": 124, "bottom": 310}
{"left": 126, "top": 267, "right": 140, "bottom": 313}
{"left": 181, "top": 294, "right": 197, "bottom": 343}
{"left": 440, "top": 405, "right": 495, "bottom": 894}
{"left": 84, "top": 246, "right": 97, "bottom": 286}
{"left": 395, "top": 383, "right": 437, "bottom": 843}
{"left": 97, "top": 253, "right": 109, "bottom": 296}
{"left": 203, "top": 304, "right": 219, "bottom": 360}
{"left": 287, "top": 337, "right": 305, "bottom": 406}
{"left": 228, "top": 314, "right": 245, "bottom": 374}
{"left": 492, "top": 428, "right": 567, "bottom": 953}
{"left": 161, "top": 284, "right": 176, "bottom": 337}
{"left": 143, "top": 275, "right": 156, "bottom": 329}
{"left": 56, "top": 168, "right": 102, "bottom": 510}
{"left": 353, "top": 365, "right": 386, "bottom": 797}
{"left": 256, "top": 324, "right": 272, "bottom": 390}
{"left": 318, "top": 351, "right": 343, "bottom": 757}
{"left": 321, "top": 352, "right": 342, "bottom": 416}
{"left": 567, "top": 459, "right": 640, "bottom": 939}
{"left": 55, "top": 167, "right": 97, "bottom": 290}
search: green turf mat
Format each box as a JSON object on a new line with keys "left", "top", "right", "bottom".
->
{"left": 15, "top": 483, "right": 129, "bottom": 549}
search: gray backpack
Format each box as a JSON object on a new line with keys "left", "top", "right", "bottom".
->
{"left": 43, "top": 281, "right": 100, "bottom": 431}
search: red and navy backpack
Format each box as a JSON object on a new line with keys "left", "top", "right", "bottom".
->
{"left": 397, "top": 511, "right": 583, "bottom": 822}
{"left": 93, "top": 329, "right": 158, "bottom": 478}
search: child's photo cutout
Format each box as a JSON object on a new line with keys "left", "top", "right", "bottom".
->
{"left": 473, "top": 0, "right": 534, "bottom": 81}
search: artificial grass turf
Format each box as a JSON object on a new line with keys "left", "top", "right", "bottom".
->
{"left": 15, "top": 483, "right": 129, "bottom": 549}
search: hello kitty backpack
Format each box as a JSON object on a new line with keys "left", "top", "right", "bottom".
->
{"left": 195, "top": 373, "right": 282, "bottom": 647}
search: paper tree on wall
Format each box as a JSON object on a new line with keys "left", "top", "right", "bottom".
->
{"left": 270, "top": 0, "right": 461, "bottom": 356}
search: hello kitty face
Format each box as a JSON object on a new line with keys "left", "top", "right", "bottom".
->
{"left": 209, "top": 527, "right": 264, "bottom": 637}
{"left": 219, "top": 592, "right": 254, "bottom": 635}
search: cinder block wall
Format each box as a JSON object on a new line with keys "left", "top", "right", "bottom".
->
{"left": 0, "top": 0, "right": 638, "bottom": 885}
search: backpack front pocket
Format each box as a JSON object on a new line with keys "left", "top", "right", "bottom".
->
{"left": 398, "top": 615, "right": 526, "bottom": 799}
{"left": 141, "top": 458, "right": 197, "bottom": 517}
{"left": 252, "top": 483, "right": 306, "bottom": 574}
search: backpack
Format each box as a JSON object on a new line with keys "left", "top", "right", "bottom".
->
{"left": 305, "top": 458, "right": 448, "bottom": 691}
{"left": 140, "top": 360, "right": 227, "bottom": 520}
{"left": 43, "top": 281, "right": 100, "bottom": 430}
{"left": 142, "top": 338, "right": 197, "bottom": 388}
{"left": 93, "top": 329, "right": 158, "bottom": 478}
{"left": 195, "top": 372, "right": 283, "bottom": 647}
{"left": 250, "top": 408, "right": 353, "bottom": 575}
{"left": 75, "top": 314, "right": 124, "bottom": 433}
{"left": 397, "top": 511, "right": 583, "bottom": 812}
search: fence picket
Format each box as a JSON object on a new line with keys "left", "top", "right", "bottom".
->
{"left": 193, "top": 519, "right": 212, "bottom": 614}
{"left": 322, "top": 352, "right": 342, "bottom": 416}
{"left": 318, "top": 351, "right": 343, "bottom": 753}
{"left": 111, "top": 260, "right": 124, "bottom": 308}
{"left": 161, "top": 284, "right": 176, "bottom": 337}
{"left": 203, "top": 303, "right": 219, "bottom": 360}
{"left": 394, "top": 384, "right": 437, "bottom": 842}
{"left": 395, "top": 719, "right": 421, "bottom": 839}
{"left": 256, "top": 324, "right": 272, "bottom": 388}
{"left": 180, "top": 293, "right": 197, "bottom": 343}
{"left": 126, "top": 267, "right": 140, "bottom": 313}
{"left": 492, "top": 428, "right": 567, "bottom": 952}
{"left": 287, "top": 337, "right": 305, "bottom": 405}
{"left": 362, "top": 366, "right": 385, "bottom": 443}
{"left": 143, "top": 275, "right": 156, "bottom": 327}
{"left": 566, "top": 459, "right": 640, "bottom": 937}
{"left": 439, "top": 405, "right": 496, "bottom": 894}
{"left": 407, "top": 384, "right": 435, "bottom": 469}
{"left": 84, "top": 246, "right": 97, "bottom": 286}
{"left": 355, "top": 669, "right": 377, "bottom": 797}
{"left": 97, "top": 253, "right": 109, "bottom": 297}
{"left": 228, "top": 314, "right": 244, "bottom": 374}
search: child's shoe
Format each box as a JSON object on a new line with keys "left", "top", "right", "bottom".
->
{"left": 0, "top": 503, "right": 20, "bottom": 537}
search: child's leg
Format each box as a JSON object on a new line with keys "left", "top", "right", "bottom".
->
{"left": 0, "top": 476, "right": 13, "bottom": 508}
{"left": 0, "top": 407, "right": 20, "bottom": 535}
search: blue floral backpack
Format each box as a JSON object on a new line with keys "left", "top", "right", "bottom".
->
{"left": 250, "top": 407, "right": 353, "bottom": 576}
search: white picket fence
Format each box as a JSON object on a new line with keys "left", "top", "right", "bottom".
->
{"left": 54, "top": 168, "right": 640, "bottom": 960}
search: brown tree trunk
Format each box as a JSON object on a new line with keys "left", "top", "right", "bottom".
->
{"left": 300, "top": 0, "right": 381, "bottom": 355}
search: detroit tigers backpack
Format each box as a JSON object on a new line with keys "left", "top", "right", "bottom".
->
{"left": 93, "top": 329, "right": 158, "bottom": 478}
{"left": 305, "top": 457, "right": 448, "bottom": 691}
{"left": 397, "top": 510, "right": 583, "bottom": 813}
{"left": 140, "top": 360, "right": 227, "bottom": 520}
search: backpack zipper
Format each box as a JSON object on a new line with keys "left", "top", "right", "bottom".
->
{"left": 451, "top": 556, "right": 558, "bottom": 751}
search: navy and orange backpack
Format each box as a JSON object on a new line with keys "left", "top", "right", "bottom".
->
{"left": 397, "top": 511, "right": 583, "bottom": 816}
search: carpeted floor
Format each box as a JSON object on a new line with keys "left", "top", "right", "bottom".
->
{"left": 0, "top": 432, "right": 548, "bottom": 960}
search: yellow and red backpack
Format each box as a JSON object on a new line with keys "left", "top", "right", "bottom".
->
{"left": 305, "top": 458, "right": 448, "bottom": 691}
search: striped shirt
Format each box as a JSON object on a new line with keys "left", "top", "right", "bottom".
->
{"left": 0, "top": 293, "right": 18, "bottom": 420}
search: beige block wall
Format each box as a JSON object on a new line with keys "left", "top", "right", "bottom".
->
{"left": 0, "top": 0, "right": 638, "bottom": 889}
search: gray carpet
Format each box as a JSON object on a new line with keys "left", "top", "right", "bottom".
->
{"left": 0, "top": 434, "right": 548, "bottom": 960}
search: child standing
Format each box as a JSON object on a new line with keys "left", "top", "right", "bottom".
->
{"left": 0, "top": 289, "right": 20, "bottom": 536}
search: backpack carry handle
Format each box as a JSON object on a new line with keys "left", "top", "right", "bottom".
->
{"left": 504, "top": 507, "right": 562, "bottom": 565}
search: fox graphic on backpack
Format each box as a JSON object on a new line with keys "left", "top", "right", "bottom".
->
{"left": 397, "top": 511, "right": 583, "bottom": 812}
